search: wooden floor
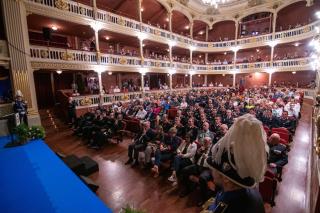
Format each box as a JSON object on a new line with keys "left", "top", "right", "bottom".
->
{"left": 41, "top": 100, "right": 313, "bottom": 213}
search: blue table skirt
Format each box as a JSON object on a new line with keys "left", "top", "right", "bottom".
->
{"left": 0, "top": 138, "right": 112, "bottom": 213}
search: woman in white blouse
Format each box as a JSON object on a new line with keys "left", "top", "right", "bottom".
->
{"left": 168, "top": 134, "right": 197, "bottom": 186}
{"left": 180, "top": 98, "right": 188, "bottom": 109}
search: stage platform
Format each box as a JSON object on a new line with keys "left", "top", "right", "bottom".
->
{"left": 0, "top": 137, "right": 112, "bottom": 213}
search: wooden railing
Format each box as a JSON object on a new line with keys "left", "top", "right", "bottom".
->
{"left": 25, "top": 0, "right": 320, "bottom": 51}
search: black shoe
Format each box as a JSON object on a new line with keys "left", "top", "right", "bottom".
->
{"left": 125, "top": 159, "right": 133, "bottom": 165}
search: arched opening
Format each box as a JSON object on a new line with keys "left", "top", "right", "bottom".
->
{"left": 193, "top": 20, "right": 208, "bottom": 41}
{"left": 276, "top": 1, "right": 320, "bottom": 31}
{"left": 142, "top": 0, "right": 169, "bottom": 30}
{"left": 239, "top": 12, "right": 273, "bottom": 38}
{"left": 171, "top": 10, "right": 190, "bottom": 36}
{"left": 208, "top": 20, "right": 235, "bottom": 42}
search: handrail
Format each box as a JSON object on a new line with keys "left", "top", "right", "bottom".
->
{"left": 25, "top": 0, "right": 320, "bottom": 51}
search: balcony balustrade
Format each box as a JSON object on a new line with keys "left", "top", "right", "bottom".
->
{"left": 25, "top": 0, "right": 320, "bottom": 51}
{"left": 29, "top": 45, "right": 312, "bottom": 73}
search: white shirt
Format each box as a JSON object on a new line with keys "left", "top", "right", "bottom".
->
{"left": 135, "top": 109, "right": 147, "bottom": 120}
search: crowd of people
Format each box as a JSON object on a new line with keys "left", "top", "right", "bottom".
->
{"left": 70, "top": 86, "right": 300, "bottom": 209}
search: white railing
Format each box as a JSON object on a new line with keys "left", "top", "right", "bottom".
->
{"left": 100, "top": 54, "right": 141, "bottom": 66}
{"left": 29, "top": 46, "right": 312, "bottom": 72}
{"left": 25, "top": 0, "right": 320, "bottom": 51}
{"left": 72, "top": 94, "right": 100, "bottom": 107}
{"left": 0, "top": 40, "right": 9, "bottom": 59}
{"left": 30, "top": 45, "right": 97, "bottom": 63}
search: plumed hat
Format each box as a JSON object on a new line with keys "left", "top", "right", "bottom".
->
{"left": 207, "top": 114, "right": 268, "bottom": 188}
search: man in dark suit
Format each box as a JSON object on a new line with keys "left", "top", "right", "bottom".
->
{"left": 125, "top": 121, "right": 155, "bottom": 166}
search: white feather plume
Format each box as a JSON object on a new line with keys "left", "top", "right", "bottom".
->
{"left": 212, "top": 114, "right": 269, "bottom": 184}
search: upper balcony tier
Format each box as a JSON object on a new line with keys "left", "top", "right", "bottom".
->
{"left": 29, "top": 45, "right": 312, "bottom": 74}
{"left": 25, "top": 0, "right": 320, "bottom": 52}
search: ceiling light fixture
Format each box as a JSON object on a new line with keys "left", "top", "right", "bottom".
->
{"left": 56, "top": 70, "right": 62, "bottom": 74}
{"left": 105, "top": 36, "right": 110, "bottom": 40}
{"left": 51, "top": 25, "right": 58, "bottom": 31}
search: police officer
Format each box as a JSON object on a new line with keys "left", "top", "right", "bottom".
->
{"left": 203, "top": 114, "right": 267, "bottom": 213}
{"left": 13, "top": 90, "right": 28, "bottom": 125}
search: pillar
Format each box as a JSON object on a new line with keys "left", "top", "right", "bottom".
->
{"left": 190, "top": 21, "right": 193, "bottom": 38}
{"left": 270, "top": 46, "right": 275, "bottom": 64}
{"left": 235, "top": 20, "right": 239, "bottom": 39}
{"left": 138, "top": 0, "right": 142, "bottom": 31}
{"left": 2, "top": 0, "right": 40, "bottom": 125}
{"left": 168, "top": 11, "right": 172, "bottom": 32}
{"left": 272, "top": 12, "right": 277, "bottom": 34}
{"left": 233, "top": 51, "right": 237, "bottom": 65}
{"left": 268, "top": 72, "right": 272, "bottom": 86}
{"left": 189, "top": 74, "right": 193, "bottom": 88}
{"left": 233, "top": 73, "right": 236, "bottom": 87}
{"left": 169, "top": 45, "right": 173, "bottom": 62}
{"left": 190, "top": 50, "right": 193, "bottom": 64}
{"left": 93, "top": 0, "right": 97, "bottom": 19}
{"left": 139, "top": 38, "right": 144, "bottom": 58}
{"left": 117, "top": 73, "right": 122, "bottom": 88}
{"left": 141, "top": 73, "right": 145, "bottom": 93}
{"left": 97, "top": 72, "right": 103, "bottom": 93}
{"left": 204, "top": 74, "right": 208, "bottom": 86}
{"left": 169, "top": 74, "right": 173, "bottom": 90}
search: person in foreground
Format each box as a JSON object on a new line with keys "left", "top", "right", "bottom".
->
{"left": 202, "top": 114, "right": 268, "bottom": 213}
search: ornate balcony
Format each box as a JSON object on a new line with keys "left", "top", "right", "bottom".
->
{"left": 25, "top": 0, "right": 320, "bottom": 52}
{"left": 29, "top": 45, "right": 313, "bottom": 73}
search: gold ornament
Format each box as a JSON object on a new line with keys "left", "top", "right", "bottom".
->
{"left": 80, "top": 97, "right": 92, "bottom": 106}
{"left": 119, "top": 57, "right": 127, "bottom": 65}
{"left": 118, "top": 17, "right": 125, "bottom": 26}
{"left": 55, "top": 0, "right": 69, "bottom": 10}
{"left": 40, "top": 50, "right": 49, "bottom": 58}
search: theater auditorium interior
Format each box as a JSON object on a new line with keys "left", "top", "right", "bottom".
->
{"left": 1, "top": 0, "right": 320, "bottom": 212}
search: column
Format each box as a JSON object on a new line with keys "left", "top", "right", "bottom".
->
{"left": 90, "top": 23, "right": 102, "bottom": 63}
{"left": 268, "top": 72, "right": 272, "bottom": 86}
{"left": 97, "top": 72, "right": 103, "bottom": 93}
{"left": 93, "top": 0, "right": 97, "bottom": 20}
{"left": 272, "top": 12, "right": 277, "bottom": 34}
{"left": 117, "top": 73, "right": 122, "bottom": 88}
{"left": 190, "top": 21, "right": 193, "bottom": 38}
{"left": 169, "top": 74, "right": 173, "bottom": 90}
{"left": 205, "top": 26, "right": 209, "bottom": 64}
{"left": 168, "top": 11, "right": 172, "bottom": 32}
{"left": 270, "top": 46, "right": 275, "bottom": 64}
{"left": 139, "top": 38, "right": 144, "bottom": 59}
{"left": 2, "top": 0, "right": 40, "bottom": 125}
{"left": 138, "top": 0, "right": 142, "bottom": 26}
{"left": 233, "top": 50, "right": 238, "bottom": 66}
{"left": 189, "top": 74, "right": 193, "bottom": 88}
{"left": 204, "top": 74, "right": 208, "bottom": 86}
{"left": 141, "top": 73, "right": 145, "bottom": 93}
{"left": 190, "top": 50, "right": 193, "bottom": 64}
{"left": 233, "top": 73, "right": 236, "bottom": 87}
{"left": 235, "top": 20, "right": 239, "bottom": 39}
{"left": 169, "top": 45, "right": 173, "bottom": 62}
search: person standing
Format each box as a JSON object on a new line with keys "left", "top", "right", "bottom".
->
{"left": 13, "top": 90, "right": 28, "bottom": 125}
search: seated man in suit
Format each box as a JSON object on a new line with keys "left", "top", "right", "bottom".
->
{"left": 268, "top": 133, "right": 288, "bottom": 178}
{"left": 277, "top": 110, "right": 296, "bottom": 134}
{"left": 178, "top": 137, "right": 213, "bottom": 205}
{"left": 261, "top": 109, "right": 278, "bottom": 129}
{"left": 151, "top": 127, "right": 181, "bottom": 178}
{"left": 196, "top": 122, "right": 215, "bottom": 146}
{"left": 125, "top": 121, "right": 155, "bottom": 166}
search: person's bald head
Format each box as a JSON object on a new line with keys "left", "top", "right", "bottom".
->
{"left": 269, "top": 133, "right": 280, "bottom": 145}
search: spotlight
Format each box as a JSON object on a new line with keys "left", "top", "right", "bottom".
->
{"left": 56, "top": 70, "right": 62, "bottom": 74}
{"left": 51, "top": 25, "right": 58, "bottom": 31}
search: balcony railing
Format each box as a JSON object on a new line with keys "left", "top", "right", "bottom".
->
{"left": 25, "top": 0, "right": 320, "bottom": 51}
{"left": 29, "top": 45, "right": 312, "bottom": 72}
